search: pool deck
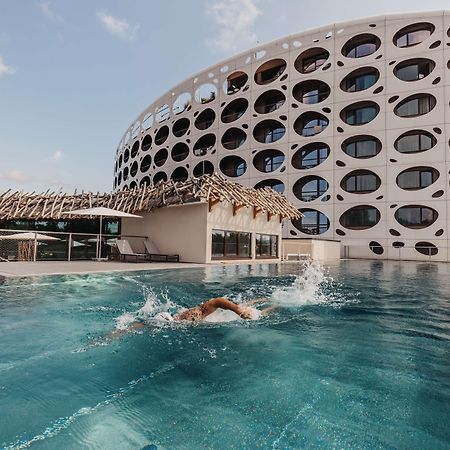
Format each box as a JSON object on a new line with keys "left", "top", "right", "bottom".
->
{"left": 0, "top": 259, "right": 282, "bottom": 278}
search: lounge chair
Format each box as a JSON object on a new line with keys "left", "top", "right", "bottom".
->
{"left": 116, "top": 239, "right": 149, "bottom": 262}
{"left": 144, "top": 239, "right": 180, "bottom": 262}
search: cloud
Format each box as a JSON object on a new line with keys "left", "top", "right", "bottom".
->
{"left": 0, "top": 55, "right": 15, "bottom": 76}
{"left": 206, "top": 0, "right": 261, "bottom": 53}
{"left": 50, "top": 150, "right": 63, "bottom": 161}
{"left": 96, "top": 12, "right": 139, "bottom": 40}
{"left": 38, "top": 1, "right": 64, "bottom": 23}
{"left": 0, "top": 170, "right": 32, "bottom": 182}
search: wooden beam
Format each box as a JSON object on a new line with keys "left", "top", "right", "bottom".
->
{"left": 208, "top": 198, "right": 220, "bottom": 212}
{"left": 233, "top": 203, "right": 245, "bottom": 216}
{"left": 253, "top": 206, "right": 262, "bottom": 219}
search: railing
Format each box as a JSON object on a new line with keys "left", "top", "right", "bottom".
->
{"left": 0, "top": 229, "right": 147, "bottom": 262}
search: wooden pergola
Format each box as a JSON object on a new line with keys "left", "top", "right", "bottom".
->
{"left": 0, "top": 174, "right": 301, "bottom": 221}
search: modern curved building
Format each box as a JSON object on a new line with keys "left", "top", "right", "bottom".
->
{"left": 113, "top": 10, "right": 450, "bottom": 261}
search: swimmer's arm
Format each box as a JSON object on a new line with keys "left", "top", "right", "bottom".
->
{"left": 106, "top": 321, "right": 145, "bottom": 340}
{"left": 207, "top": 298, "right": 253, "bottom": 319}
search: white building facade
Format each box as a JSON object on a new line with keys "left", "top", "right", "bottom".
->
{"left": 113, "top": 11, "right": 450, "bottom": 261}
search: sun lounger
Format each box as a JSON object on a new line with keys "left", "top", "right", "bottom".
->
{"left": 116, "top": 239, "right": 149, "bottom": 262}
{"left": 144, "top": 239, "right": 179, "bottom": 262}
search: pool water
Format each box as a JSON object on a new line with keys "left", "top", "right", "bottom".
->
{"left": 0, "top": 261, "right": 449, "bottom": 449}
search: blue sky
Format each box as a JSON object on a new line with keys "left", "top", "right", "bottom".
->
{"left": 0, "top": 0, "right": 449, "bottom": 193}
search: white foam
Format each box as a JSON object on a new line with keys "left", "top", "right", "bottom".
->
{"left": 114, "top": 286, "right": 181, "bottom": 329}
{"left": 271, "top": 261, "right": 332, "bottom": 306}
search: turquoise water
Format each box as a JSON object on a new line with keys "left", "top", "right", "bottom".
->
{"left": 0, "top": 261, "right": 449, "bottom": 449}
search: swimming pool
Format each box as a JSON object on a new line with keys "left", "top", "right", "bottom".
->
{"left": 0, "top": 261, "right": 449, "bottom": 449}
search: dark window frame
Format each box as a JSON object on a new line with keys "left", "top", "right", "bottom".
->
{"left": 255, "top": 233, "right": 279, "bottom": 258}
{"left": 211, "top": 229, "right": 252, "bottom": 259}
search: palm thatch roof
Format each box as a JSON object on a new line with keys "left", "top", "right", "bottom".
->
{"left": 0, "top": 174, "right": 300, "bottom": 220}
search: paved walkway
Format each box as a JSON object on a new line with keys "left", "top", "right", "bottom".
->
{"left": 0, "top": 259, "right": 281, "bottom": 278}
{"left": 0, "top": 260, "right": 206, "bottom": 278}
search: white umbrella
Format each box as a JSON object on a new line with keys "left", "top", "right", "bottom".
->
{"left": 0, "top": 232, "right": 60, "bottom": 261}
{"left": 62, "top": 207, "right": 142, "bottom": 259}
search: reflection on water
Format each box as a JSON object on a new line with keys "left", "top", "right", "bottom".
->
{"left": 0, "top": 260, "right": 449, "bottom": 449}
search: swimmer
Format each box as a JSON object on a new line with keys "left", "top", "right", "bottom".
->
{"left": 107, "top": 297, "right": 274, "bottom": 339}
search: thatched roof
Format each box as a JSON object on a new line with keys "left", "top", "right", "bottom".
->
{"left": 0, "top": 174, "right": 301, "bottom": 220}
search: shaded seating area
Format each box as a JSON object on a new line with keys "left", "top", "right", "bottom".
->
{"left": 144, "top": 239, "right": 179, "bottom": 262}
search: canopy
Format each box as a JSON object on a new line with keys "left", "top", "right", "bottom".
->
{"left": 0, "top": 232, "right": 59, "bottom": 241}
{"left": 62, "top": 207, "right": 142, "bottom": 260}
{"left": 62, "top": 207, "right": 142, "bottom": 218}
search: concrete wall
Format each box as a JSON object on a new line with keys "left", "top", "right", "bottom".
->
{"left": 206, "top": 201, "right": 282, "bottom": 263}
{"left": 282, "top": 239, "right": 341, "bottom": 260}
{"left": 121, "top": 203, "right": 208, "bottom": 263}
{"left": 121, "top": 201, "right": 283, "bottom": 263}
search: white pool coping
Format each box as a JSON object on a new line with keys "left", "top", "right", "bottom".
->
{"left": 0, "top": 259, "right": 283, "bottom": 278}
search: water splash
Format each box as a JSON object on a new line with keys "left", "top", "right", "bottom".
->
{"left": 270, "top": 261, "right": 336, "bottom": 306}
{"left": 114, "top": 286, "right": 181, "bottom": 329}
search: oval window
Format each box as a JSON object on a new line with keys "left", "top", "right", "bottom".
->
{"left": 393, "top": 22, "right": 435, "bottom": 48}
{"left": 130, "top": 140, "right": 139, "bottom": 158}
{"left": 294, "top": 112, "right": 329, "bottom": 137}
{"left": 224, "top": 71, "right": 248, "bottom": 95}
{"left": 171, "top": 142, "right": 190, "bottom": 162}
{"left": 292, "top": 142, "right": 330, "bottom": 169}
{"left": 130, "top": 161, "right": 138, "bottom": 177}
{"left": 340, "top": 170, "right": 381, "bottom": 193}
{"left": 342, "top": 135, "right": 381, "bottom": 158}
{"left": 394, "top": 130, "right": 436, "bottom": 154}
{"left": 141, "top": 134, "right": 152, "bottom": 151}
{"left": 394, "top": 94, "right": 436, "bottom": 118}
{"left": 195, "top": 108, "right": 216, "bottom": 130}
{"left": 294, "top": 48, "right": 330, "bottom": 74}
{"left": 369, "top": 241, "right": 384, "bottom": 255}
{"left": 342, "top": 33, "right": 381, "bottom": 58}
{"left": 253, "top": 149, "right": 285, "bottom": 173}
{"left": 193, "top": 134, "right": 216, "bottom": 157}
{"left": 415, "top": 241, "right": 438, "bottom": 256}
{"left": 395, "top": 205, "right": 438, "bottom": 228}
{"left": 293, "top": 176, "right": 329, "bottom": 202}
{"left": 254, "top": 58, "right": 287, "bottom": 85}
{"left": 171, "top": 167, "right": 188, "bottom": 182}
{"left": 195, "top": 83, "right": 217, "bottom": 104}
{"left": 221, "top": 98, "right": 248, "bottom": 123}
{"left": 254, "top": 89, "right": 286, "bottom": 114}
{"left": 254, "top": 179, "right": 285, "bottom": 194}
{"left": 193, "top": 161, "right": 214, "bottom": 177}
{"left": 172, "top": 118, "right": 190, "bottom": 137}
{"left": 340, "top": 101, "right": 379, "bottom": 125}
{"left": 396, "top": 166, "right": 439, "bottom": 190}
{"left": 153, "top": 171, "right": 167, "bottom": 184}
{"left": 172, "top": 92, "right": 192, "bottom": 115}
{"left": 253, "top": 119, "right": 286, "bottom": 143}
{"left": 394, "top": 58, "right": 435, "bottom": 81}
{"left": 154, "top": 148, "right": 168, "bottom": 167}
{"left": 339, "top": 205, "right": 380, "bottom": 230}
{"left": 220, "top": 155, "right": 247, "bottom": 177}
{"left": 292, "top": 208, "right": 330, "bottom": 235}
{"left": 221, "top": 128, "right": 247, "bottom": 150}
{"left": 154, "top": 125, "right": 169, "bottom": 145}
{"left": 340, "top": 67, "right": 379, "bottom": 92}
{"left": 293, "top": 80, "right": 330, "bottom": 104}
{"left": 140, "top": 155, "right": 152, "bottom": 173}
{"left": 155, "top": 104, "right": 170, "bottom": 123}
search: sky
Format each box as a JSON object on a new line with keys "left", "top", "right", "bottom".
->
{"left": 0, "top": 0, "right": 449, "bottom": 193}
